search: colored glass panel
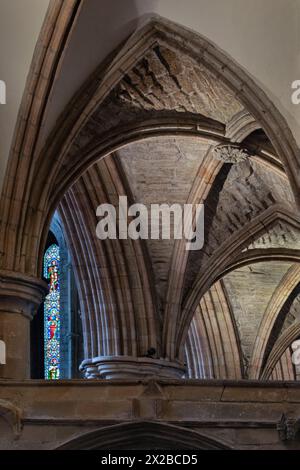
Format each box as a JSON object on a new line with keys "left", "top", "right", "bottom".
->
{"left": 44, "top": 244, "right": 60, "bottom": 380}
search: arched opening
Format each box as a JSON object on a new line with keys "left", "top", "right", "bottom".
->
{"left": 31, "top": 213, "right": 83, "bottom": 379}
{"left": 57, "top": 421, "right": 231, "bottom": 450}
{"left": 1, "top": 14, "right": 300, "bottom": 381}
{"left": 32, "top": 19, "right": 300, "bottom": 377}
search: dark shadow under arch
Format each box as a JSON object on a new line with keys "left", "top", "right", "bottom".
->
{"left": 56, "top": 420, "right": 231, "bottom": 450}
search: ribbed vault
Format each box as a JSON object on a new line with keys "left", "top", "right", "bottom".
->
{"left": 59, "top": 155, "right": 159, "bottom": 374}
{"left": 1, "top": 13, "right": 300, "bottom": 380}
{"left": 185, "top": 280, "right": 242, "bottom": 379}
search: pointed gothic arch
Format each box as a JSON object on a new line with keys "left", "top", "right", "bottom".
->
{"left": 56, "top": 420, "right": 231, "bottom": 450}
{"left": 0, "top": 14, "right": 299, "bottom": 371}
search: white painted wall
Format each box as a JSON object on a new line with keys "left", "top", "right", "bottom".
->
{"left": 1, "top": 0, "right": 300, "bottom": 192}
{"left": 0, "top": 0, "right": 49, "bottom": 189}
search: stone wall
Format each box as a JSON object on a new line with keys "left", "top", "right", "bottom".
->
{"left": 0, "top": 379, "right": 300, "bottom": 449}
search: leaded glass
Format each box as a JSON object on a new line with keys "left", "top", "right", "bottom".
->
{"left": 44, "top": 244, "right": 60, "bottom": 380}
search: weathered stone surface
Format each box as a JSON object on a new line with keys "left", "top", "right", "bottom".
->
{"left": 1, "top": 9, "right": 300, "bottom": 452}
{"left": 0, "top": 381, "right": 299, "bottom": 449}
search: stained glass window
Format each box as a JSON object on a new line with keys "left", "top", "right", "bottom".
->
{"left": 44, "top": 244, "right": 60, "bottom": 380}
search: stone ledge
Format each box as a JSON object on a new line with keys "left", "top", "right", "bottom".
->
{"left": 0, "top": 378, "right": 299, "bottom": 387}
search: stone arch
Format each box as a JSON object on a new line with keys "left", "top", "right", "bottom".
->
{"left": 178, "top": 208, "right": 300, "bottom": 358}
{"left": 0, "top": 0, "right": 82, "bottom": 273}
{"left": 249, "top": 264, "right": 300, "bottom": 379}
{"left": 217, "top": 248, "right": 300, "bottom": 279}
{"left": 261, "top": 322, "right": 300, "bottom": 380}
{"left": 1, "top": 15, "right": 299, "bottom": 276}
{"left": 0, "top": 14, "right": 299, "bottom": 369}
{"left": 56, "top": 420, "right": 231, "bottom": 450}
{"left": 59, "top": 155, "right": 160, "bottom": 372}
{"left": 185, "top": 280, "right": 243, "bottom": 379}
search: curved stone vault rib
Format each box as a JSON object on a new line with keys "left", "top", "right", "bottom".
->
{"left": 1, "top": 15, "right": 299, "bottom": 281}
{"left": 0, "top": 14, "right": 299, "bottom": 379}
{"left": 0, "top": 0, "right": 83, "bottom": 274}
{"left": 117, "top": 136, "right": 213, "bottom": 319}
{"left": 219, "top": 248, "right": 300, "bottom": 278}
{"left": 261, "top": 322, "right": 300, "bottom": 380}
{"left": 183, "top": 157, "right": 295, "bottom": 299}
{"left": 185, "top": 280, "right": 243, "bottom": 379}
{"left": 250, "top": 264, "right": 300, "bottom": 379}
{"left": 162, "top": 137, "right": 290, "bottom": 360}
{"left": 269, "top": 348, "right": 295, "bottom": 381}
{"left": 226, "top": 110, "right": 261, "bottom": 142}
{"left": 179, "top": 208, "right": 300, "bottom": 360}
{"left": 184, "top": 217, "right": 300, "bottom": 379}
{"left": 59, "top": 155, "right": 161, "bottom": 377}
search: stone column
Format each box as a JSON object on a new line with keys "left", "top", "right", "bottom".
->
{"left": 0, "top": 270, "right": 47, "bottom": 379}
{"left": 80, "top": 356, "right": 186, "bottom": 380}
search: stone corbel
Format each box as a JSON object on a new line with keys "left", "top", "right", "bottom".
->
{"left": 80, "top": 356, "right": 185, "bottom": 380}
{"left": 277, "top": 414, "right": 300, "bottom": 441}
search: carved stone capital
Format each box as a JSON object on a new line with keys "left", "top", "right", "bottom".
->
{"left": 213, "top": 144, "right": 249, "bottom": 164}
{"left": 80, "top": 356, "right": 185, "bottom": 380}
{"left": 0, "top": 270, "right": 48, "bottom": 319}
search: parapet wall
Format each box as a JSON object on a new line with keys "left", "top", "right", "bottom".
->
{"left": 0, "top": 379, "right": 299, "bottom": 449}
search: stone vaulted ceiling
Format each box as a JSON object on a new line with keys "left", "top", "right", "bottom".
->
{"left": 3, "top": 1, "right": 300, "bottom": 452}
{"left": 61, "top": 124, "right": 300, "bottom": 380}
{"left": 55, "top": 22, "right": 300, "bottom": 380}
{"left": 118, "top": 136, "right": 212, "bottom": 315}
{"left": 2, "top": 7, "right": 300, "bottom": 383}
{"left": 117, "top": 45, "right": 243, "bottom": 123}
